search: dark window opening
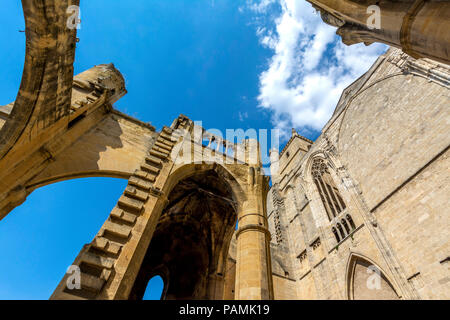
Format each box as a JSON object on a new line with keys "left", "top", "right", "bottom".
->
{"left": 346, "top": 214, "right": 356, "bottom": 230}
{"left": 312, "top": 158, "right": 347, "bottom": 221}
{"left": 342, "top": 219, "right": 350, "bottom": 234}
{"left": 332, "top": 227, "right": 340, "bottom": 243}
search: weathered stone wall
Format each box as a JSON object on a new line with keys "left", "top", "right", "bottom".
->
{"left": 296, "top": 271, "right": 317, "bottom": 299}
{"left": 272, "top": 275, "right": 297, "bottom": 300}
{"left": 0, "top": 63, "right": 130, "bottom": 220}
{"left": 267, "top": 48, "right": 450, "bottom": 300}
{"left": 339, "top": 68, "right": 450, "bottom": 211}
{"left": 27, "top": 111, "right": 157, "bottom": 189}
{"left": 0, "top": 103, "right": 13, "bottom": 131}
{"left": 373, "top": 148, "right": 450, "bottom": 299}
{"left": 278, "top": 136, "right": 311, "bottom": 181}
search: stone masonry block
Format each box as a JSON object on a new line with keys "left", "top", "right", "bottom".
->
{"left": 103, "top": 220, "right": 132, "bottom": 240}
{"left": 141, "top": 163, "right": 160, "bottom": 175}
{"left": 128, "top": 177, "right": 153, "bottom": 191}
{"left": 125, "top": 185, "right": 149, "bottom": 202}
{"left": 80, "top": 272, "right": 105, "bottom": 292}
{"left": 80, "top": 251, "right": 115, "bottom": 269}
{"left": 118, "top": 195, "right": 145, "bottom": 212}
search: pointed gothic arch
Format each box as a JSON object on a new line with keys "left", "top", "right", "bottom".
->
{"left": 131, "top": 265, "right": 170, "bottom": 300}
{"left": 311, "top": 157, "right": 346, "bottom": 221}
{"left": 345, "top": 253, "right": 400, "bottom": 300}
{"left": 127, "top": 163, "right": 243, "bottom": 300}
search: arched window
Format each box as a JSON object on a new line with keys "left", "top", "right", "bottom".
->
{"left": 332, "top": 227, "right": 340, "bottom": 243}
{"left": 346, "top": 214, "right": 356, "bottom": 230}
{"left": 336, "top": 222, "right": 346, "bottom": 239}
{"left": 341, "top": 219, "right": 350, "bottom": 234}
{"left": 347, "top": 255, "right": 400, "bottom": 300}
{"left": 312, "top": 158, "right": 346, "bottom": 221}
{"left": 143, "top": 275, "right": 165, "bottom": 300}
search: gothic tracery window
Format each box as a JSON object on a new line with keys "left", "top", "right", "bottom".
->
{"left": 346, "top": 214, "right": 356, "bottom": 230}
{"left": 298, "top": 250, "right": 307, "bottom": 263}
{"left": 331, "top": 215, "right": 357, "bottom": 244}
{"left": 312, "top": 158, "right": 346, "bottom": 221}
{"left": 336, "top": 222, "right": 345, "bottom": 239}
{"left": 332, "top": 227, "right": 340, "bottom": 243}
{"left": 341, "top": 219, "right": 350, "bottom": 234}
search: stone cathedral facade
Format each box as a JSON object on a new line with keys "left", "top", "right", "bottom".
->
{"left": 259, "top": 48, "right": 449, "bottom": 300}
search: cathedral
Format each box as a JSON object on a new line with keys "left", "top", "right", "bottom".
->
{"left": 257, "top": 47, "right": 449, "bottom": 300}
{"left": 0, "top": 1, "right": 448, "bottom": 300}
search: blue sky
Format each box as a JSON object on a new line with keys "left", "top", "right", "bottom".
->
{"left": 74, "top": 0, "right": 278, "bottom": 136}
{"left": 0, "top": 0, "right": 385, "bottom": 299}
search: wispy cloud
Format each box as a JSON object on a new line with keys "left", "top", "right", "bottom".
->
{"left": 244, "top": 0, "right": 277, "bottom": 13}
{"left": 244, "top": 0, "right": 387, "bottom": 139}
{"left": 238, "top": 111, "right": 249, "bottom": 122}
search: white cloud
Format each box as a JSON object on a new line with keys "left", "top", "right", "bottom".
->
{"left": 246, "top": 0, "right": 387, "bottom": 138}
{"left": 245, "top": 0, "right": 277, "bottom": 13}
{"left": 238, "top": 111, "right": 249, "bottom": 122}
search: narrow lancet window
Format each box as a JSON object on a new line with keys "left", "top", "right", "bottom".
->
{"left": 312, "top": 158, "right": 347, "bottom": 221}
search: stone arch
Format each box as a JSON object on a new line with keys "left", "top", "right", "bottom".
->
{"left": 131, "top": 264, "right": 170, "bottom": 300}
{"left": 303, "top": 152, "right": 339, "bottom": 185}
{"left": 25, "top": 112, "right": 155, "bottom": 190}
{"left": 2, "top": 172, "right": 129, "bottom": 222}
{"left": 130, "top": 162, "right": 246, "bottom": 300}
{"left": 300, "top": 153, "right": 331, "bottom": 227}
{"left": 144, "top": 274, "right": 167, "bottom": 300}
{"left": 26, "top": 171, "right": 129, "bottom": 193}
{"left": 0, "top": 2, "right": 134, "bottom": 220}
{"left": 345, "top": 253, "right": 400, "bottom": 300}
{"left": 0, "top": 111, "right": 155, "bottom": 219}
{"left": 165, "top": 163, "right": 246, "bottom": 274}
{"left": 1, "top": 172, "right": 131, "bottom": 222}
{"left": 302, "top": 152, "right": 326, "bottom": 195}
{"left": 0, "top": 1, "right": 76, "bottom": 159}
{"left": 162, "top": 163, "right": 247, "bottom": 207}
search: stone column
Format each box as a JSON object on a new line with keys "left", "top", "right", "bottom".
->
{"left": 235, "top": 178, "right": 273, "bottom": 299}
{"left": 235, "top": 139, "right": 273, "bottom": 300}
